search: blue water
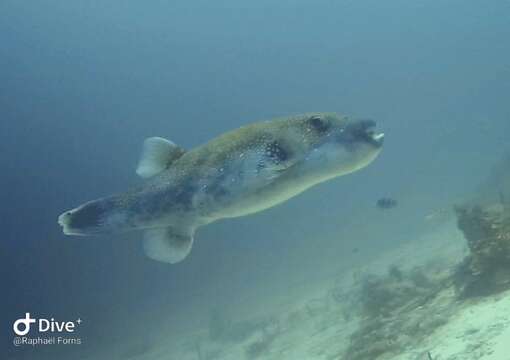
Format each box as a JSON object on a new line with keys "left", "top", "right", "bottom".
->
{"left": 1, "top": 1, "right": 510, "bottom": 359}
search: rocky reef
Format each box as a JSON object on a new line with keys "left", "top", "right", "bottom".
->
{"left": 341, "top": 264, "right": 453, "bottom": 360}
{"left": 340, "top": 202, "right": 510, "bottom": 360}
{"left": 454, "top": 204, "right": 510, "bottom": 298}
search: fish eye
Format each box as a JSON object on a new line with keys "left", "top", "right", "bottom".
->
{"left": 308, "top": 115, "right": 330, "bottom": 133}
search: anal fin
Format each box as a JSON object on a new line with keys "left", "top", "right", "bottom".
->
{"left": 143, "top": 227, "right": 194, "bottom": 264}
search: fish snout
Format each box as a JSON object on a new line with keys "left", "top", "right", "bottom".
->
{"left": 344, "top": 119, "right": 384, "bottom": 147}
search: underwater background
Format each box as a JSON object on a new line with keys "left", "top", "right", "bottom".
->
{"left": 1, "top": 0, "right": 510, "bottom": 359}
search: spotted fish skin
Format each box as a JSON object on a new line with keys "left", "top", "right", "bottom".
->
{"left": 58, "top": 113, "right": 384, "bottom": 263}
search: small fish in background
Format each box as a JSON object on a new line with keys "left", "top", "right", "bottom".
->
{"left": 376, "top": 197, "right": 397, "bottom": 210}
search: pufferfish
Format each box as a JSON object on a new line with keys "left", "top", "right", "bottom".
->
{"left": 58, "top": 113, "right": 384, "bottom": 263}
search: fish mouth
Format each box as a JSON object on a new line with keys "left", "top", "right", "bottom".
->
{"left": 366, "top": 128, "right": 385, "bottom": 147}
{"left": 354, "top": 119, "right": 385, "bottom": 147}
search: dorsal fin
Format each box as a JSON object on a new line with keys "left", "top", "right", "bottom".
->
{"left": 136, "top": 137, "right": 185, "bottom": 178}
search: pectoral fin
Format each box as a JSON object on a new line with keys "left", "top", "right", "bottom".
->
{"left": 143, "top": 227, "right": 194, "bottom": 264}
{"left": 236, "top": 142, "right": 297, "bottom": 190}
{"left": 136, "top": 137, "right": 186, "bottom": 178}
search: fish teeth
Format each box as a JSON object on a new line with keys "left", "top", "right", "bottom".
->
{"left": 372, "top": 133, "right": 384, "bottom": 141}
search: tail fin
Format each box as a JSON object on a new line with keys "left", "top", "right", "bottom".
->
{"left": 58, "top": 197, "right": 124, "bottom": 235}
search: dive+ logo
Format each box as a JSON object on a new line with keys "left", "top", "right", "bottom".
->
{"left": 13, "top": 313, "right": 81, "bottom": 336}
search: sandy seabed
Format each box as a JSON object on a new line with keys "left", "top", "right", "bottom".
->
{"left": 95, "top": 220, "right": 510, "bottom": 360}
